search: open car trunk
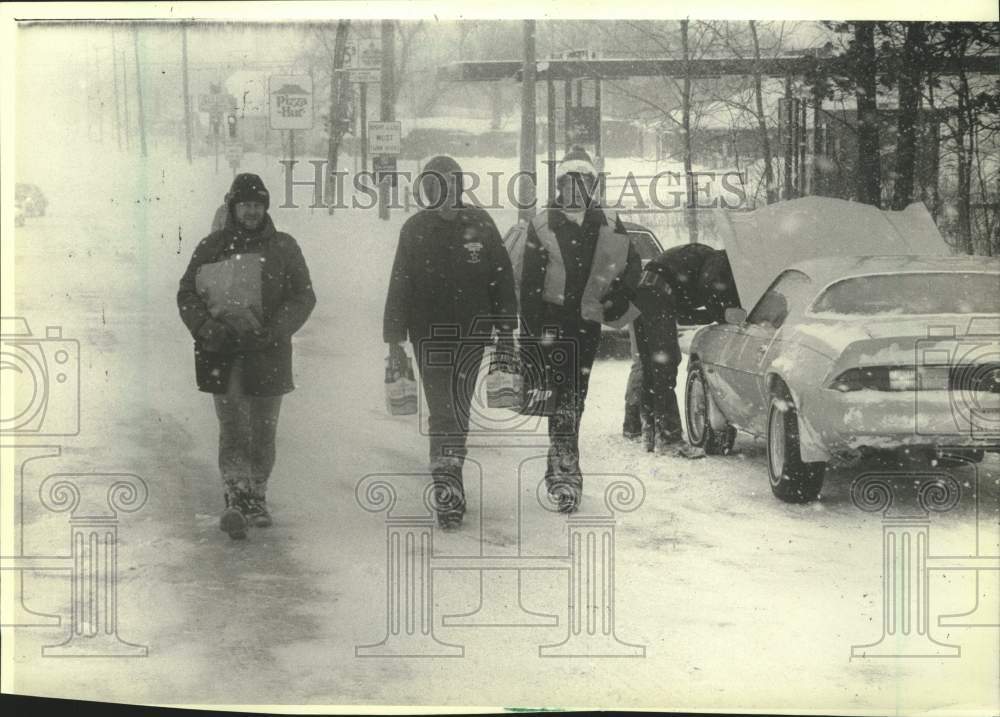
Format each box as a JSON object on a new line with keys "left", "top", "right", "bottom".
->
{"left": 714, "top": 197, "right": 950, "bottom": 311}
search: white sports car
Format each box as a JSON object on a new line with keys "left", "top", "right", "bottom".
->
{"left": 685, "top": 199, "right": 1000, "bottom": 503}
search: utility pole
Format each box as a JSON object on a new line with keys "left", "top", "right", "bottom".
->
{"left": 783, "top": 75, "right": 793, "bottom": 200}
{"left": 94, "top": 45, "right": 104, "bottom": 143}
{"left": 547, "top": 75, "right": 556, "bottom": 204}
{"left": 133, "top": 27, "right": 148, "bottom": 158}
{"left": 378, "top": 20, "right": 395, "bottom": 221}
{"left": 519, "top": 19, "right": 537, "bottom": 223}
{"left": 122, "top": 50, "right": 131, "bottom": 150}
{"left": 181, "top": 22, "right": 193, "bottom": 163}
{"left": 326, "top": 20, "right": 351, "bottom": 212}
{"left": 360, "top": 83, "right": 368, "bottom": 174}
{"left": 112, "top": 28, "right": 122, "bottom": 150}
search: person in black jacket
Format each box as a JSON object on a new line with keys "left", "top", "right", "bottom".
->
{"left": 519, "top": 147, "right": 641, "bottom": 512}
{"left": 633, "top": 243, "right": 739, "bottom": 454}
{"left": 178, "top": 173, "right": 316, "bottom": 539}
{"left": 383, "top": 155, "right": 517, "bottom": 530}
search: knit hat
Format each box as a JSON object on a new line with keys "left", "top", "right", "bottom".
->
{"left": 418, "top": 155, "right": 464, "bottom": 205}
{"left": 227, "top": 173, "right": 270, "bottom": 211}
{"left": 556, "top": 146, "right": 597, "bottom": 181}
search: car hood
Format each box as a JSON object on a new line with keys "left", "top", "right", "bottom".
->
{"left": 714, "top": 198, "right": 949, "bottom": 311}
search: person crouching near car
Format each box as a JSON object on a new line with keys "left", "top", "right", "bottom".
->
{"left": 382, "top": 156, "right": 518, "bottom": 530}
{"left": 633, "top": 243, "right": 739, "bottom": 456}
{"left": 519, "top": 146, "right": 642, "bottom": 513}
{"left": 177, "top": 173, "right": 316, "bottom": 540}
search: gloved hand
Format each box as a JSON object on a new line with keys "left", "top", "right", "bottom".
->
{"left": 236, "top": 326, "right": 278, "bottom": 352}
{"left": 494, "top": 334, "right": 519, "bottom": 372}
{"left": 220, "top": 307, "right": 263, "bottom": 337}
{"left": 197, "top": 318, "right": 237, "bottom": 353}
{"left": 387, "top": 342, "right": 408, "bottom": 375}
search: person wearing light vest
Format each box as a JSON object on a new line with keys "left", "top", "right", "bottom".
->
{"left": 519, "top": 147, "right": 641, "bottom": 513}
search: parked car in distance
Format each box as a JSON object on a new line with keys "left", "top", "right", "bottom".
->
{"left": 685, "top": 254, "right": 1000, "bottom": 503}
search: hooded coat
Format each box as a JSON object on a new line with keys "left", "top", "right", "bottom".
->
{"left": 383, "top": 157, "right": 517, "bottom": 344}
{"left": 177, "top": 199, "right": 316, "bottom": 396}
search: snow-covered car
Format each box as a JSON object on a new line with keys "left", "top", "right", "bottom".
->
{"left": 685, "top": 254, "right": 1000, "bottom": 503}
{"left": 15, "top": 183, "right": 47, "bottom": 217}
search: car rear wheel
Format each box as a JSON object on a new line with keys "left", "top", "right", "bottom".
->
{"left": 685, "top": 360, "right": 736, "bottom": 455}
{"left": 767, "top": 392, "right": 825, "bottom": 503}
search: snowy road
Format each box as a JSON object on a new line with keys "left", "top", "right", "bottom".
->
{"left": 6, "top": 146, "right": 999, "bottom": 712}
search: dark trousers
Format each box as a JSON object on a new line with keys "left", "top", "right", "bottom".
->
{"left": 414, "top": 340, "right": 486, "bottom": 510}
{"left": 544, "top": 321, "right": 602, "bottom": 491}
{"left": 633, "top": 294, "right": 683, "bottom": 442}
{"left": 623, "top": 323, "right": 644, "bottom": 434}
{"left": 212, "top": 359, "right": 283, "bottom": 500}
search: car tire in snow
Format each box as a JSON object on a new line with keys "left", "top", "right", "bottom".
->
{"left": 766, "top": 390, "right": 825, "bottom": 503}
{"left": 685, "top": 360, "right": 737, "bottom": 455}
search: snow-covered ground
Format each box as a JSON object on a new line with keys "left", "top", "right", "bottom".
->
{"left": 5, "top": 138, "right": 999, "bottom": 713}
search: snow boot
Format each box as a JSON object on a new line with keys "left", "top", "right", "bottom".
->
{"left": 622, "top": 404, "right": 642, "bottom": 440}
{"left": 431, "top": 458, "right": 465, "bottom": 531}
{"left": 219, "top": 490, "right": 250, "bottom": 540}
{"left": 642, "top": 416, "right": 656, "bottom": 453}
{"left": 545, "top": 453, "right": 582, "bottom": 514}
{"left": 547, "top": 481, "right": 581, "bottom": 514}
{"left": 669, "top": 443, "right": 707, "bottom": 460}
{"left": 246, "top": 495, "right": 273, "bottom": 528}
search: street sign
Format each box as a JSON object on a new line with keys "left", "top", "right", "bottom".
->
{"left": 344, "top": 42, "right": 358, "bottom": 68}
{"left": 368, "top": 121, "right": 402, "bottom": 155}
{"left": 358, "top": 39, "right": 381, "bottom": 68}
{"left": 199, "top": 92, "right": 236, "bottom": 115}
{"left": 268, "top": 74, "right": 314, "bottom": 130}
{"left": 342, "top": 67, "right": 381, "bottom": 84}
{"left": 373, "top": 155, "right": 398, "bottom": 187}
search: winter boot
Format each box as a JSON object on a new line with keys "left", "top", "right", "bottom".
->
{"left": 622, "top": 403, "right": 642, "bottom": 440}
{"left": 669, "top": 443, "right": 707, "bottom": 460}
{"left": 547, "top": 481, "right": 581, "bottom": 514}
{"left": 545, "top": 453, "right": 582, "bottom": 514}
{"left": 431, "top": 458, "right": 465, "bottom": 531}
{"left": 246, "top": 494, "right": 273, "bottom": 528}
{"left": 653, "top": 414, "right": 684, "bottom": 455}
{"left": 642, "top": 415, "right": 656, "bottom": 453}
{"left": 219, "top": 489, "right": 250, "bottom": 540}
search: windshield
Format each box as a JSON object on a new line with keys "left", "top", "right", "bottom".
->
{"left": 811, "top": 272, "right": 999, "bottom": 315}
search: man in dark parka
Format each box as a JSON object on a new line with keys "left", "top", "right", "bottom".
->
{"left": 178, "top": 173, "right": 316, "bottom": 539}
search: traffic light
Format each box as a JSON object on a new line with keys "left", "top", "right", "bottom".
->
{"left": 227, "top": 114, "right": 237, "bottom": 139}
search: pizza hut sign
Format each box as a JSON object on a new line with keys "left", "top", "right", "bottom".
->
{"left": 269, "top": 75, "right": 314, "bottom": 130}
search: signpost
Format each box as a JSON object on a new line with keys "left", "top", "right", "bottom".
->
{"left": 269, "top": 74, "right": 314, "bottom": 164}
{"left": 200, "top": 84, "right": 236, "bottom": 174}
{"left": 367, "top": 121, "right": 401, "bottom": 155}
{"left": 373, "top": 155, "right": 398, "bottom": 187}
{"left": 224, "top": 141, "right": 243, "bottom": 175}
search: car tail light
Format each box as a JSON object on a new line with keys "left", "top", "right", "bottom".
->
{"left": 830, "top": 365, "right": 951, "bottom": 392}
